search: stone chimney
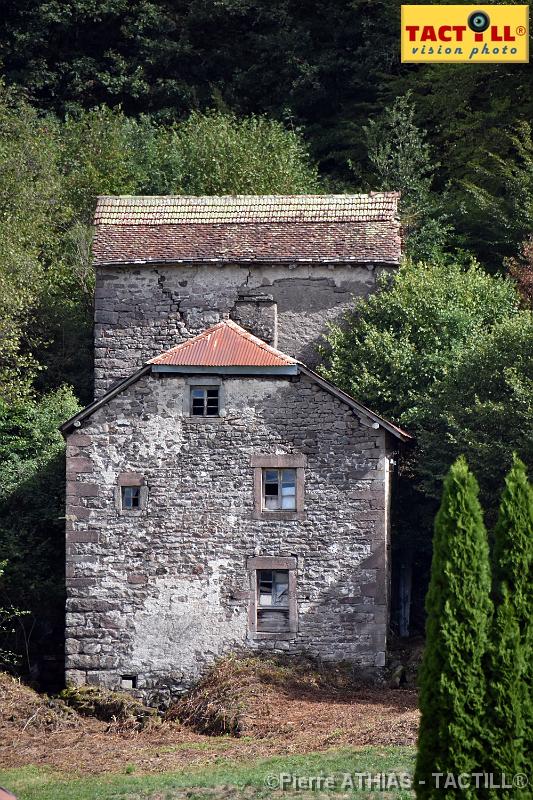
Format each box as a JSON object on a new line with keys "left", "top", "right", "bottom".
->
{"left": 230, "top": 293, "right": 278, "bottom": 347}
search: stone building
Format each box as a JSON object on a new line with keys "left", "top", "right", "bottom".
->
{"left": 61, "top": 193, "right": 410, "bottom": 697}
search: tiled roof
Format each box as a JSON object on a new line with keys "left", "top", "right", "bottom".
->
{"left": 93, "top": 193, "right": 401, "bottom": 265}
{"left": 95, "top": 194, "right": 399, "bottom": 225}
{"left": 148, "top": 319, "right": 297, "bottom": 368}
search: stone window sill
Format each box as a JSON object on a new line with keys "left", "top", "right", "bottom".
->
{"left": 248, "top": 631, "right": 297, "bottom": 641}
{"left": 252, "top": 510, "right": 306, "bottom": 521}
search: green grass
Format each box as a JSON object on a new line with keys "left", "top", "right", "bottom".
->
{"left": 0, "top": 746, "right": 416, "bottom": 799}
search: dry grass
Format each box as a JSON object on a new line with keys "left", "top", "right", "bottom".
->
{"left": 0, "top": 672, "right": 79, "bottom": 733}
{"left": 166, "top": 655, "right": 370, "bottom": 736}
{"left": 0, "top": 658, "right": 419, "bottom": 776}
{"left": 60, "top": 684, "right": 160, "bottom": 732}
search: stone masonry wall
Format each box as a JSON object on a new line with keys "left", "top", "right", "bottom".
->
{"left": 65, "top": 371, "right": 392, "bottom": 702}
{"left": 94, "top": 261, "right": 393, "bottom": 397}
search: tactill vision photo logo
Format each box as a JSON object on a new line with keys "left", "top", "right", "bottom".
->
{"left": 401, "top": 4, "right": 529, "bottom": 63}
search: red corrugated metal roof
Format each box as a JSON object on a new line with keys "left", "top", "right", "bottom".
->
{"left": 148, "top": 320, "right": 297, "bottom": 367}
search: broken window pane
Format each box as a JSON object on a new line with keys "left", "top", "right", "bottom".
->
{"left": 257, "top": 569, "right": 291, "bottom": 632}
{"left": 262, "top": 468, "right": 297, "bottom": 511}
{"left": 273, "top": 571, "right": 289, "bottom": 606}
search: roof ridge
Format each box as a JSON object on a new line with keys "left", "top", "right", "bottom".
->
{"left": 96, "top": 192, "right": 400, "bottom": 201}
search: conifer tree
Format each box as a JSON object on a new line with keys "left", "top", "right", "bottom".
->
{"left": 485, "top": 456, "right": 533, "bottom": 794}
{"left": 415, "top": 457, "right": 492, "bottom": 799}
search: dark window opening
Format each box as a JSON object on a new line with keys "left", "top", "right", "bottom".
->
{"left": 121, "top": 675, "right": 137, "bottom": 689}
{"left": 257, "top": 569, "right": 290, "bottom": 632}
{"left": 191, "top": 387, "right": 219, "bottom": 417}
{"left": 262, "top": 468, "right": 296, "bottom": 511}
{"left": 121, "top": 486, "right": 140, "bottom": 509}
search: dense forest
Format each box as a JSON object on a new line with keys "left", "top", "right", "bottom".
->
{"left": 0, "top": 0, "right": 532, "bottom": 681}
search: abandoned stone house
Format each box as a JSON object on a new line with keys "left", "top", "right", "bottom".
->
{"left": 61, "top": 193, "right": 410, "bottom": 698}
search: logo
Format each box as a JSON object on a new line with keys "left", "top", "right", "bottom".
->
{"left": 401, "top": 5, "right": 529, "bottom": 63}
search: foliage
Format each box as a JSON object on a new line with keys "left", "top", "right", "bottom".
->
{"left": 164, "top": 111, "right": 320, "bottom": 196}
{"left": 0, "top": 84, "right": 63, "bottom": 401}
{"left": 2, "top": 1, "right": 533, "bottom": 264}
{"left": 320, "top": 259, "right": 519, "bottom": 427}
{"left": 505, "top": 234, "right": 533, "bottom": 308}
{"left": 484, "top": 457, "right": 533, "bottom": 792}
{"left": 0, "top": 88, "right": 319, "bottom": 405}
{"left": 0, "top": 562, "right": 28, "bottom": 667}
{"left": 456, "top": 121, "right": 533, "bottom": 268}
{"left": 0, "top": 0, "right": 399, "bottom": 182}
{"left": 60, "top": 107, "right": 319, "bottom": 214}
{"left": 415, "top": 458, "right": 492, "bottom": 799}
{"left": 415, "top": 313, "right": 533, "bottom": 504}
{"left": 363, "top": 94, "right": 449, "bottom": 261}
{"left": 0, "top": 387, "right": 80, "bottom": 677}
{"left": 321, "top": 258, "right": 530, "bottom": 511}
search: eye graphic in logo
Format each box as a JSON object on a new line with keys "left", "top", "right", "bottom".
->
{"left": 468, "top": 10, "right": 490, "bottom": 33}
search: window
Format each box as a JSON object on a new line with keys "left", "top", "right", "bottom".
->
{"left": 191, "top": 387, "right": 219, "bottom": 417}
{"left": 115, "top": 472, "right": 147, "bottom": 514}
{"left": 247, "top": 556, "right": 298, "bottom": 637}
{"left": 263, "top": 469, "right": 296, "bottom": 511}
{"left": 251, "top": 454, "right": 306, "bottom": 520}
{"left": 121, "top": 486, "right": 140, "bottom": 509}
{"left": 257, "top": 569, "right": 290, "bottom": 631}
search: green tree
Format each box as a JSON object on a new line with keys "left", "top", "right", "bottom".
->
{"left": 0, "top": 84, "right": 64, "bottom": 401}
{"left": 321, "top": 259, "right": 525, "bottom": 608}
{"left": 484, "top": 457, "right": 533, "bottom": 792}
{"left": 457, "top": 121, "right": 533, "bottom": 268}
{"left": 415, "top": 457, "right": 492, "bottom": 799}
{"left": 321, "top": 259, "right": 519, "bottom": 427}
{"left": 0, "top": 100, "right": 319, "bottom": 405}
{"left": 416, "top": 313, "right": 533, "bottom": 505}
{"left": 0, "top": 0, "right": 399, "bottom": 183}
{"left": 166, "top": 111, "right": 320, "bottom": 196}
{"left": 0, "top": 387, "right": 80, "bottom": 677}
{"left": 363, "top": 93, "right": 449, "bottom": 261}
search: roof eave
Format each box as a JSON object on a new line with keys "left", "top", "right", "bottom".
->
{"left": 298, "top": 366, "right": 412, "bottom": 443}
{"left": 152, "top": 365, "right": 298, "bottom": 375}
{"left": 93, "top": 257, "right": 401, "bottom": 268}
{"left": 59, "top": 365, "right": 151, "bottom": 437}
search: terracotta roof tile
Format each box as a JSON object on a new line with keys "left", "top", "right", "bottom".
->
{"left": 148, "top": 319, "right": 297, "bottom": 367}
{"left": 93, "top": 193, "right": 401, "bottom": 265}
{"left": 95, "top": 193, "right": 399, "bottom": 225}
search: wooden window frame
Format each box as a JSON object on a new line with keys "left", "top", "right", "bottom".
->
{"left": 190, "top": 386, "right": 220, "bottom": 417}
{"left": 115, "top": 472, "right": 148, "bottom": 515}
{"left": 183, "top": 377, "right": 224, "bottom": 419}
{"left": 251, "top": 454, "right": 306, "bottom": 520}
{"left": 247, "top": 556, "right": 298, "bottom": 640}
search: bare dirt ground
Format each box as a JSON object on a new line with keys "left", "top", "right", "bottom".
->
{"left": 0, "top": 666, "right": 418, "bottom": 776}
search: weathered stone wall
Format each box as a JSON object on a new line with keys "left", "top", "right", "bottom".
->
{"left": 65, "top": 371, "right": 392, "bottom": 701}
{"left": 94, "top": 261, "right": 393, "bottom": 396}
